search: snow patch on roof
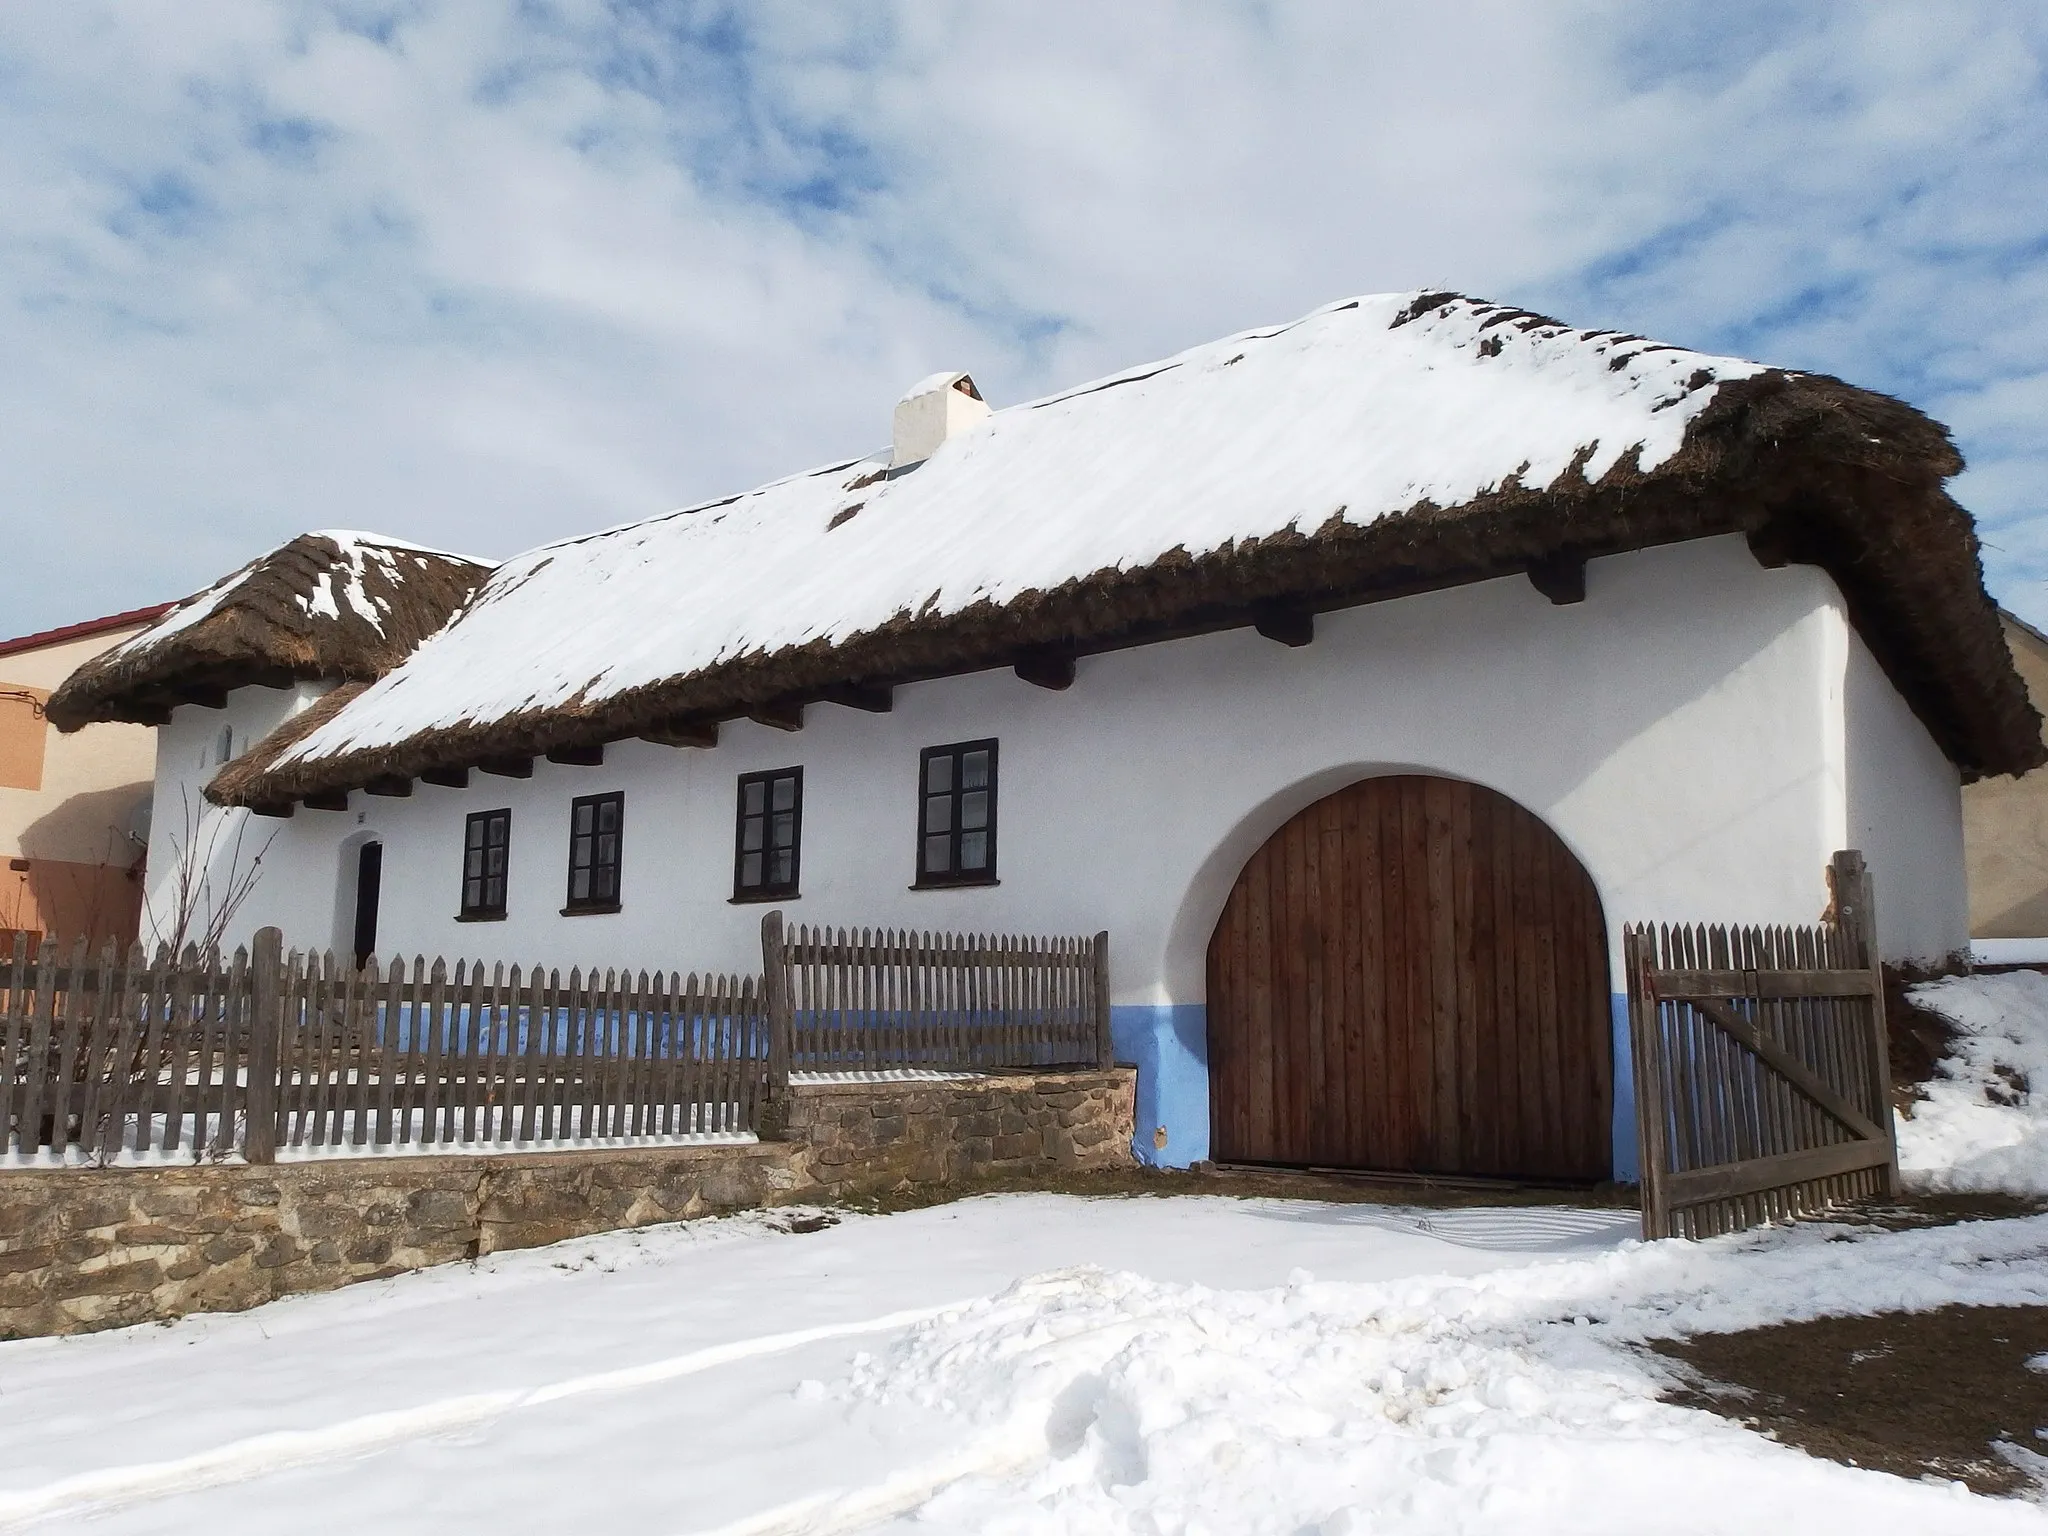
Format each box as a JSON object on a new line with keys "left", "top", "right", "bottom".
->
{"left": 275, "top": 291, "right": 1768, "bottom": 768}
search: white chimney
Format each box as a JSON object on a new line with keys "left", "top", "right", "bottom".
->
{"left": 892, "top": 371, "right": 990, "bottom": 470}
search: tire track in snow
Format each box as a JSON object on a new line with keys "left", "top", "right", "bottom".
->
{"left": 0, "top": 1304, "right": 958, "bottom": 1529}
{"left": 668, "top": 1409, "right": 1047, "bottom": 1536}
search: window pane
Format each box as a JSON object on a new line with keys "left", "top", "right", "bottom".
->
{"left": 571, "top": 868, "right": 590, "bottom": 901}
{"left": 960, "top": 790, "right": 988, "bottom": 831}
{"left": 464, "top": 876, "right": 480, "bottom": 908}
{"left": 465, "top": 848, "right": 483, "bottom": 880}
{"left": 772, "top": 776, "right": 796, "bottom": 811}
{"left": 743, "top": 780, "right": 764, "bottom": 815}
{"left": 487, "top": 847, "right": 505, "bottom": 876}
{"left": 486, "top": 875, "right": 503, "bottom": 907}
{"left": 741, "top": 851, "right": 762, "bottom": 887}
{"left": 960, "top": 830, "right": 988, "bottom": 870}
{"left": 574, "top": 803, "right": 593, "bottom": 834}
{"left": 925, "top": 754, "right": 952, "bottom": 793}
{"left": 962, "top": 750, "right": 989, "bottom": 789}
{"left": 771, "top": 811, "right": 794, "bottom": 849}
{"left": 597, "top": 799, "right": 619, "bottom": 832}
{"left": 924, "top": 796, "right": 952, "bottom": 834}
{"left": 467, "top": 820, "right": 484, "bottom": 850}
{"left": 770, "top": 848, "right": 793, "bottom": 885}
{"left": 597, "top": 833, "right": 617, "bottom": 866}
{"left": 924, "top": 834, "right": 952, "bottom": 872}
{"left": 741, "top": 818, "right": 763, "bottom": 852}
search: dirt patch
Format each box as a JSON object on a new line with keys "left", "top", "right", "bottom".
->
{"left": 1654, "top": 1305, "right": 2048, "bottom": 1496}
{"left": 1886, "top": 964, "right": 1963, "bottom": 1109}
{"left": 829, "top": 1161, "right": 1640, "bottom": 1216}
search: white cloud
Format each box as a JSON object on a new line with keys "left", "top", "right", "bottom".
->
{"left": 0, "top": 0, "right": 2043, "bottom": 633}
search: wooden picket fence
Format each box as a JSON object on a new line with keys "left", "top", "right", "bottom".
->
{"left": 762, "top": 914, "right": 1111, "bottom": 1075}
{"left": 1, "top": 930, "right": 765, "bottom": 1164}
{"left": 1624, "top": 850, "right": 1899, "bottom": 1239}
{"left": 4, "top": 914, "right": 1113, "bottom": 1165}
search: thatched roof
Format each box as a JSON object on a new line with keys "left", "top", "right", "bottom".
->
{"left": 47, "top": 532, "right": 492, "bottom": 730}
{"left": 211, "top": 292, "right": 2043, "bottom": 805}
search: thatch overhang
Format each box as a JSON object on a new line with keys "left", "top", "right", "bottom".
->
{"left": 46, "top": 533, "right": 492, "bottom": 730}
{"left": 210, "top": 294, "right": 2045, "bottom": 807}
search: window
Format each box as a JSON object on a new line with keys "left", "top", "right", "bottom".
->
{"left": 459, "top": 809, "right": 511, "bottom": 920}
{"left": 732, "top": 767, "right": 802, "bottom": 902}
{"left": 916, "top": 739, "right": 998, "bottom": 887}
{"left": 564, "top": 792, "right": 623, "bottom": 913}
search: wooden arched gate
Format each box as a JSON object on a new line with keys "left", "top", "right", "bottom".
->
{"left": 1206, "top": 775, "right": 1612, "bottom": 1180}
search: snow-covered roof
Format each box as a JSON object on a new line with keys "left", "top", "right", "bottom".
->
{"left": 47, "top": 531, "right": 493, "bottom": 730}
{"left": 215, "top": 290, "right": 2040, "bottom": 799}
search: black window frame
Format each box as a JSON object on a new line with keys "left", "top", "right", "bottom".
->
{"left": 562, "top": 791, "right": 624, "bottom": 915}
{"left": 458, "top": 808, "right": 512, "bottom": 921}
{"left": 731, "top": 766, "right": 804, "bottom": 903}
{"left": 914, "top": 738, "right": 999, "bottom": 889}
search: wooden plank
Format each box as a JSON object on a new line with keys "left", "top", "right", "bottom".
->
{"left": 160, "top": 944, "right": 201, "bottom": 1154}
{"left": 17, "top": 937, "right": 63, "bottom": 1154}
{"left": 0, "top": 932, "right": 26, "bottom": 1152}
{"left": 45, "top": 938, "right": 89, "bottom": 1157}
{"left": 516, "top": 964, "right": 546, "bottom": 1142}
{"left": 1649, "top": 969, "right": 1880, "bottom": 999}
{"left": 373, "top": 955, "right": 403, "bottom": 1146}
{"left": 1662, "top": 1137, "right": 1896, "bottom": 1208}
{"left": 100, "top": 944, "right": 149, "bottom": 1162}
{"left": 1686, "top": 993, "right": 1886, "bottom": 1145}
{"left": 74, "top": 940, "right": 121, "bottom": 1160}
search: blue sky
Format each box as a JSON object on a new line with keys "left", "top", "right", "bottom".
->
{"left": 2, "top": 1, "right": 2045, "bottom": 633}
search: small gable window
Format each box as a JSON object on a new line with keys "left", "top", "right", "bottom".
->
{"left": 459, "top": 809, "right": 511, "bottom": 920}
{"left": 916, "top": 739, "right": 997, "bottom": 887}
{"left": 564, "top": 792, "right": 623, "bottom": 914}
{"left": 732, "top": 767, "right": 802, "bottom": 902}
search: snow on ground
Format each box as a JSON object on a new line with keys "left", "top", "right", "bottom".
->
{"left": 2, "top": 1194, "right": 2045, "bottom": 1534}
{"left": 1902, "top": 971, "right": 2048, "bottom": 1197}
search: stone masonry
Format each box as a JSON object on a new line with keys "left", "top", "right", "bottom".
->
{"left": 0, "top": 1067, "right": 1133, "bottom": 1339}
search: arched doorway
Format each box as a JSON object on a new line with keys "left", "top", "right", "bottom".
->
{"left": 1206, "top": 774, "right": 1611, "bottom": 1180}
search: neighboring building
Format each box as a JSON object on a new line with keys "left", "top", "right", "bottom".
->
{"left": 43, "top": 533, "right": 491, "bottom": 955}
{"left": 1962, "top": 608, "right": 2048, "bottom": 943}
{"left": 48, "top": 291, "right": 2043, "bottom": 1180}
{"left": 0, "top": 605, "right": 172, "bottom": 949}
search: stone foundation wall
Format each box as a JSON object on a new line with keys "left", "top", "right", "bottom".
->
{"left": 0, "top": 1067, "right": 1133, "bottom": 1338}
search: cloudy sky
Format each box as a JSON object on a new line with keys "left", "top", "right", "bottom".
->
{"left": 3, "top": 1, "right": 2045, "bottom": 635}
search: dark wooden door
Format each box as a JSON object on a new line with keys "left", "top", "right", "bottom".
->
{"left": 1206, "top": 775, "right": 1611, "bottom": 1179}
{"left": 352, "top": 841, "right": 383, "bottom": 970}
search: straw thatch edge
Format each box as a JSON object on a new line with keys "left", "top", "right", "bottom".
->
{"left": 46, "top": 535, "right": 491, "bottom": 731}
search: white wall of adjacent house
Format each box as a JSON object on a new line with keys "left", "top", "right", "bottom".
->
{"left": 182, "top": 532, "right": 1965, "bottom": 981}
{"left": 1839, "top": 615, "right": 1970, "bottom": 964}
{"left": 142, "top": 681, "right": 329, "bottom": 954}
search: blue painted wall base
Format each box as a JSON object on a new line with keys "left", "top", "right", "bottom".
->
{"left": 1112, "top": 996, "right": 1640, "bottom": 1183}
{"left": 1111, "top": 1004, "right": 1209, "bottom": 1167}
{"left": 1609, "top": 992, "right": 1638, "bottom": 1184}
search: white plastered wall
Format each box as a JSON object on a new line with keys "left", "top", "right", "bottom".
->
{"left": 142, "top": 682, "right": 330, "bottom": 953}
{"left": 1837, "top": 614, "right": 1969, "bottom": 964}
{"left": 185, "top": 534, "right": 1964, "bottom": 982}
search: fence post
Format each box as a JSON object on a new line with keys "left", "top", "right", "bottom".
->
{"left": 759, "top": 911, "right": 792, "bottom": 1136}
{"left": 1830, "top": 848, "right": 1899, "bottom": 1196}
{"left": 1623, "top": 927, "right": 1669, "bottom": 1239}
{"left": 1091, "top": 930, "right": 1113, "bottom": 1069}
{"left": 243, "top": 927, "right": 284, "bottom": 1165}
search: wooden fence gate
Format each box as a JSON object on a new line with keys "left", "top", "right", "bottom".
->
{"left": 1623, "top": 850, "right": 1899, "bottom": 1239}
